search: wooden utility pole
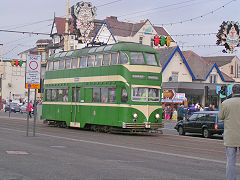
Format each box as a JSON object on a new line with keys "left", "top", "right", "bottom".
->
{"left": 64, "top": 0, "right": 69, "bottom": 51}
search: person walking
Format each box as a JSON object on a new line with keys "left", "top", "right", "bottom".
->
{"left": 26, "top": 102, "right": 34, "bottom": 118}
{"left": 177, "top": 104, "right": 184, "bottom": 121}
{"left": 218, "top": 84, "right": 240, "bottom": 180}
{"left": 164, "top": 105, "right": 171, "bottom": 120}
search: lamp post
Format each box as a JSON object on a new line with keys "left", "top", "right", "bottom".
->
{"left": 0, "top": 44, "right": 3, "bottom": 110}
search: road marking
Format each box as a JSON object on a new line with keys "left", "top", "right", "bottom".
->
{"left": 50, "top": 146, "right": 66, "bottom": 148}
{"left": 6, "top": 151, "right": 29, "bottom": 155}
{"left": 0, "top": 126, "right": 234, "bottom": 166}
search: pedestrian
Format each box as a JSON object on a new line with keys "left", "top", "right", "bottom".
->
{"left": 26, "top": 102, "right": 34, "bottom": 118}
{"left": 177, "top": 104, "right": 184, "bottom": 121}
{"left": 218, "top": 84, "right": 240, "bottom": 180}
{"left": 164, "top": 105, "right": 171, "bottom": 120}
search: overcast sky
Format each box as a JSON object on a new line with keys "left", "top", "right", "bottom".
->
{"left": 1, "top": 0, "right": 240, "bottom": 59}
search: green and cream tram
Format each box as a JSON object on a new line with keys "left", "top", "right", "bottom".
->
{"left": 42, "top": 42, "right": 163, "bottom": 134}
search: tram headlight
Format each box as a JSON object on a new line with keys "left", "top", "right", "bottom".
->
{"left": 155, "top": 113, "right": 160, "bottom": 119}
{"left": 133, "top": 113, "right": 138, "bottom": 119}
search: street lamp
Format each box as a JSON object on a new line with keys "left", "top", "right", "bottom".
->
{"left": 0, "top": 44, "right": 3, "bottom": 110}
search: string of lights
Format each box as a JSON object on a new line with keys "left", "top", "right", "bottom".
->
{"left": 154, "top": 0, "right": 236, "bottom": 26}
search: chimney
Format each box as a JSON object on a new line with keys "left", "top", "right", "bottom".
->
{"left": 106, "top": 16, "right": 118, "bottom": 21}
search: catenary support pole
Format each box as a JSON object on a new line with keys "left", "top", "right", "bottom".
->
{"left": 26, "top": 88, "right": 30, "bottom": 136}
{"left": 33, "top": 89, "right": 37, "bottom": 136}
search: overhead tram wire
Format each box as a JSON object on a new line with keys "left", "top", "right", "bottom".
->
{"left": 154, "top": 0, "right": 237, "bottom": 26}
{"left": 123, "top": 0, "right": 214, "bottom": 21}
{"left": 118, "top": 0, "right": 196, "bottom": 18}
{"left": 0, "top": 29, "right": 50, "bottom": 36}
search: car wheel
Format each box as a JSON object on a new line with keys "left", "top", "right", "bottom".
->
{"left": 203, "top": 128, "right": 211, "bottom": 138}
{"left": 178, "top": 126, "right": 185, "bottom": 135}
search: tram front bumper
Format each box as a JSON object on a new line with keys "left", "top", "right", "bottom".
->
{"left": 122, "top": 122, "right": 164, "bottom": 129}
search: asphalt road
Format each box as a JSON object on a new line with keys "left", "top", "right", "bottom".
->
{"left": 0, "top": 111, "right": 238, "bottom": 180}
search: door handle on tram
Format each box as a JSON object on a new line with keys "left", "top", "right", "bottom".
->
{"left": 71, "top": 105, "right": 72, "bottom": 113}
{"left": 78, "top": 106, "right": 79, "bottom": 112}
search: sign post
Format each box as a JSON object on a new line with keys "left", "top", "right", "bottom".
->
{"left": 25, "top": 54, "right": 41, "bottom": 136}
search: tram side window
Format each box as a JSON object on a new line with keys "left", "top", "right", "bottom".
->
{"left": 77, "top": 88, "right": 81, "bottom": 102}
{"left": 80, "top": 56, "right": 87, "bottom": 68}
{"left": 46, "top": 89, "right": 51, "bottom": 101}
{"left": 92, "top": 88, "right": 100, "bottom": 102}
{"left": 145, "top": 53, "right": 157, "bottom": 65}
{"left": 59, "top": 60, "right": 65, "bottom": 70}
{"left": 111, "top": 52, "right": 118, "bottom": 65}
{"left": 48, "top": 62, "right": 53, "bottom": 71}
{"left": 66, "top": 59, "right": 71, "bottom": 69}
{"left": 130, "top": 52, "right": 145, "bottom": 64}
{"left": 132, "top": 87, "right": 147, "bottom": 102}
{"left": 53, "top": 61, "right": 59, "bottom": 70}
{"left": 72, "top": 87, "right": 80, "bottom": 102}
{"left": 63, "top": 89, "right": 68, "bottom": 102}
{"left": 51, "top": 89, "right": 57, "bottom": 101}
{"left": 95, "top": 54, "right": 102, "bottom": 67}
{"left": 72, "top": 58, "right": 78, "bottom": 69}
{"left": 148, "top": 88, "right": 160, "bottom": 102}
{"left": 121, "top": 88, "right": 128, "bottom": 103}
{"left": 103, "top": 54, "right": 110, "bottom": 66}
{"left": 109, "top": 88, "right": 116, "bottom": 103}
{"left": 87, "top": 55, "right": 94, "bottom": 67}
{"left": 101, "top": 87, "right": 108, "bottom": 103}
{"left": 119, "top": 51, "right": 128, "bottom": 64}
{"left": 72, "top": 87, "right": 76, "bottom": 102}
{"left": 57, "top": 89, "right": 63, "bottom": 101}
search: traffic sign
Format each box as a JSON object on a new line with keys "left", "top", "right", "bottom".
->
{"left": 25, "top": 54, "right": 41, "bottom": 89}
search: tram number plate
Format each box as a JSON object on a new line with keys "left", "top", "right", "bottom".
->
{"left": 70, "top": 122, "right": 80, "bottom": 128}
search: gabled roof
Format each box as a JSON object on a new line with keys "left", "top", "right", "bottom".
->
{"left": 183, "top": 51, "right": 235, "bottom": 82}
{"left": 103, "top": 16, "right": 171, "bottom": 37}
{"left": 202, "top": 56, "right": 235, "bottom": 67}
{"left": 220, "top": 71, "right": 235, "bottom": 82}
{"left": 158, "top": 46, "right": 195, "bottom": 80}
{"left": 183, "top": 50, "right": 212, "bottom": 80}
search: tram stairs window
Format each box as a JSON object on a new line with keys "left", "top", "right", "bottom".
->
{"left": 121, "top": 88, "right": 128, "bottom": 103}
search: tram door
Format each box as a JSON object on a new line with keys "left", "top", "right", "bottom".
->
{"left": 70, "top": 87, "right": 81, "bottom": 128}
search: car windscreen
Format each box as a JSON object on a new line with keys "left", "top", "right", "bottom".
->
{"left": 188, "top": 113, "right": 198, "bottom": 121}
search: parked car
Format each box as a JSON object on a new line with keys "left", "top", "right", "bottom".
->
{"left": 20, "top": 104, "right": 34, "bottom": 114}
{"left": 4, "top": 103, "right": 21, "bottom": 113}
{"left": 175, "top": 111, "right": 224, "bottom": 138}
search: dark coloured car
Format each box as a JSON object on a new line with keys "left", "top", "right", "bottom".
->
{"left": 175, "top": 111, "right": 224, "bottom": 138}
{"left": 4, "top": 103, "right": 21, "bottom": 113}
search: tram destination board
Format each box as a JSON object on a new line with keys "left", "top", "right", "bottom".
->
{"left": 25, "top": 54, "right": 41, "bottom": 89}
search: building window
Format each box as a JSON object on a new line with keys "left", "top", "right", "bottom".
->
{"left": 139, "top": 37, "right": 143, "bottom": 44}
{"left": 42, "top": 52, "right": 46, "bottom": 62}
{"left": 210, "top": 75, "right": 217, "bottom": 83}
{"left": 231, "top": 65, "right": 234, "bottom": 74}
{"left": 151, "top": 38, "right": 154, "bottom": 47}
{"left": 169, "top": 72, "right": 178, "bottom": 82}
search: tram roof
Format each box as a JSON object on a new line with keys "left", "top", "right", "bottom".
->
{"left": 48, "top": 42, "right": 157, "bottom": 61}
